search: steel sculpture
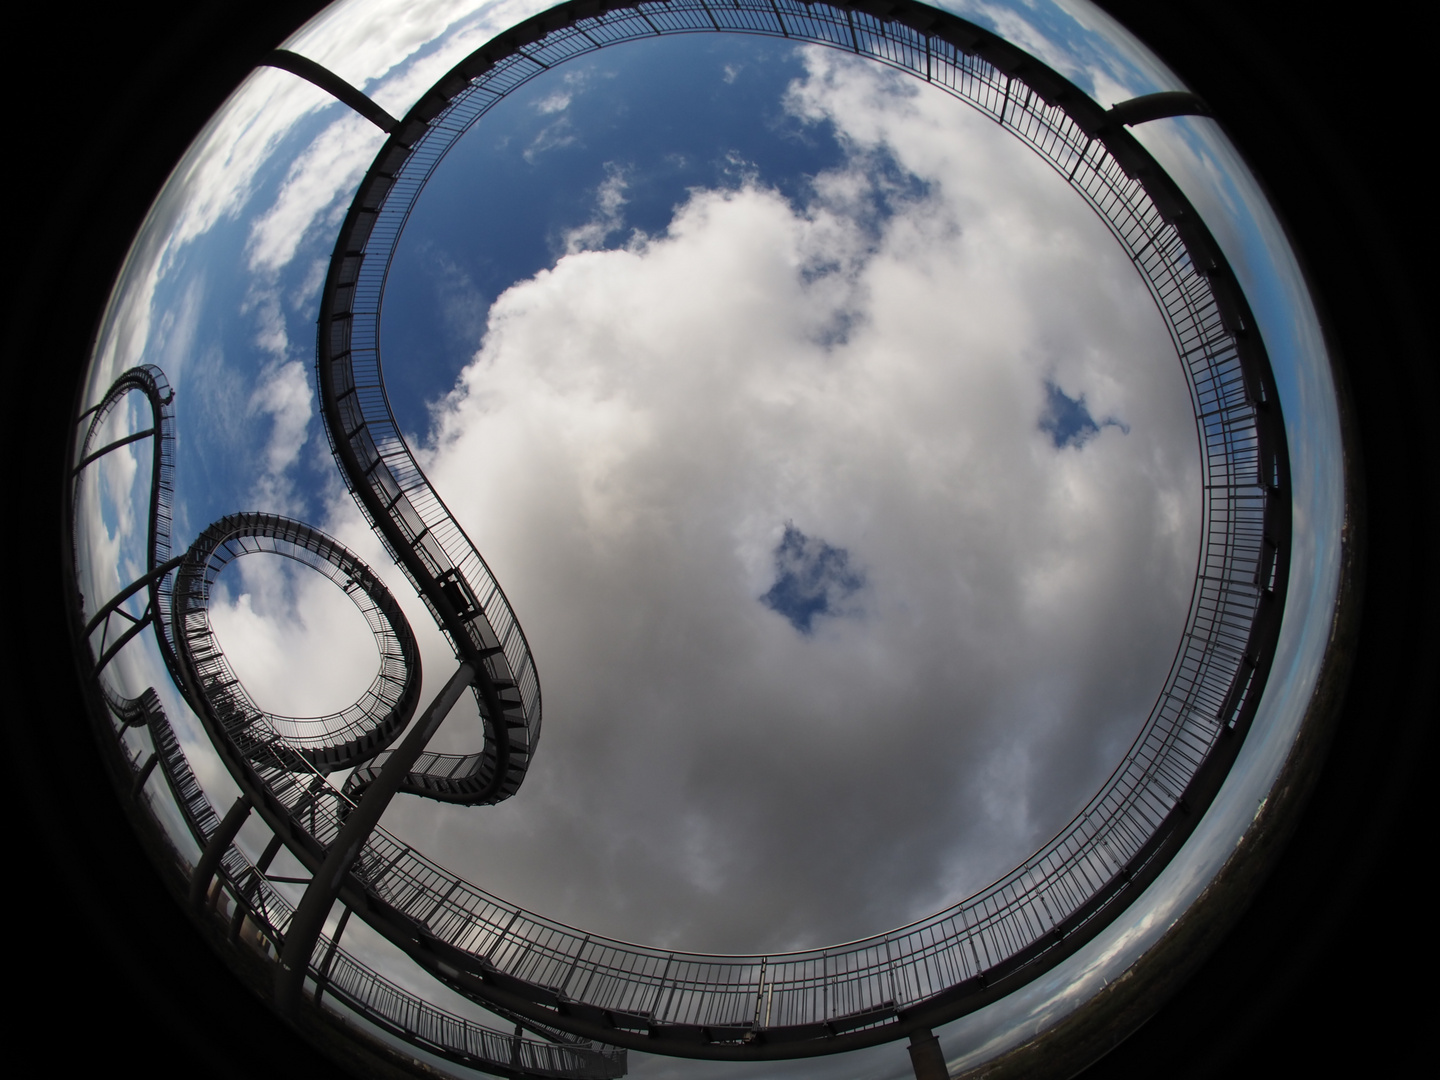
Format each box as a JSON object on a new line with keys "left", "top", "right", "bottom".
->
{"left": 72, "top": 372, "right": 623, "bottom": 1079}
{"left": 70, "top": 1, "right": 1294, "bottom": 1076}
{"left": 171, "top": 513, "right": 423, "bottom": 773}
{"left": 74, "top": 364, "right": 182, "bottom": 683}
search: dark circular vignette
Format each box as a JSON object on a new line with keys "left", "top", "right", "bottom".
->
{"left": 7, "top": 3, "right": 1430, "bottom": 1080}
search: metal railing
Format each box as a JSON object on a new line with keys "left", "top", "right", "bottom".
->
{"left": 306, "top": 0, "right": 1296, "bottom": 1059}
{"left": 174, "top": 512, "right": 423, "bottom": 771}
{"left": 304, "top": 0, "right": 1290, "bottom": 1056}
{"left": 72, "top": 365, "right": 625, "bottom": 1077}
{"left": 109, "top": 684, "right": 624, "bottom": 1079}
{"left": 73, "top": 364, "right": 183, "bottom": 685}
{"left": 61, "top": 0, "right": 1290, "bottom": 1062}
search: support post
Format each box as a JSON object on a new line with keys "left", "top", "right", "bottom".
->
{"left": 908, "top": 1028, "right": 949, "bottom": 1080}
{"left": 312, "top": 906, "right": 353, "bottom": 1006}
{"left": 228, "top": 833, "right": 286, "bottom": 941}
{"left": 275, "top": 661, "right": 474, "bottom": 1014}
{"left": 130, "top": 752, "right": 159, "bottom": 798}
{"left": 189, "top": 795, "right": 251, "bottom": 908}
{"left": 262, "top": 50, "right": 398, "bottom": 132}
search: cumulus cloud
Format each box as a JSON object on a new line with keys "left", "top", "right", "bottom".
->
{"left": 71, "top": 8, "right": 1326, "bottom": 1071}
{"left": 206, "top": 551, "right": 381, "bottom": 718}
{"left": 562, "top": 165, "right": 631, "bottom": 253}
{"left": 357, "top": 45, "right": 1201, "bottom": 956}
{"left": 246, "top": 110, "right": 385, "bottom": 277}
{"left": 536, "top": 87, "right": 574, "bottom": 115}
{"left": 246, "top": 359, "right": 315, "bottom": 513}
{"left": 84, "top": 0, "right": 547, "bottom": 412}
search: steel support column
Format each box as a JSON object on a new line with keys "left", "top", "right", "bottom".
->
{"left": 907, "top": 1029, "right": 948, "bottom": 1080}
{"left": 189, "top": 794, "right": 251, "bottom": 908}
{"left": 275, "top": 660, "right": 475, "bottom": 1014}
{"left": 261, "top": 50, "right": 398, "bottom": 132}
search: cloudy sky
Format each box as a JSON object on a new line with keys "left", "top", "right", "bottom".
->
{"left": 73, "top": 1, "right": 1345, "bottom": 1076}
{"left": 341, "top": 36, "right": 1199, "bottom": 956}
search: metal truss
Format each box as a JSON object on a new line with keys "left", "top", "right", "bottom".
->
{"left": 298, "top": 0, "right": 1292, "bottom": 1060}
{"left": 105, "top": 684, "right": 624, "bottom": 1079}
{"left": 69, "top": 0, "right": 1294, "bottom": 1070}
{"left": 72, "top": 364, "right": 184, "bottom": 684}
{"left": 72, "top": 369, "right": 626, "bottom": 1079}
{"left": 172, "top": 512, "right": 423, "bottom": 773}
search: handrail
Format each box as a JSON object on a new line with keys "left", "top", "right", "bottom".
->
{"left": 301, "top": 0, "right": 1290, "bottom": 1059}
{"left": 71, "top": 0, "right": 1291, "bottom": 1065}
{"left": 111, "top": 686, "right": 624, "bottom": 1079}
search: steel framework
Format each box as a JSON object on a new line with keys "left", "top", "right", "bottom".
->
{"left": 173, "top": 512, "right": 423, "bottom": 772}
{"left": 106, "top": 684, "right": 625, "bottom": 1079}
{"left": 304, "top": 0, "right": 1291, "bottom": 1059}
{"left": 69, "top": 0, "right": 1293, "bottom": 1072}
{"left": 72, "top": 372, "right": 624, "bottom": 1079}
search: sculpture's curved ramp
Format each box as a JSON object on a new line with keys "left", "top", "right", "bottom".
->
{"left": 68, "top": 1, "right": 1298, "bottom": 1066}
{"left": 105, "top": 686, "right": 625, "bottom": 1079}
{"left": 73, "top": 364, "right": 185, "bottom": 686}
{"left": 258, "top": 0, "right": 1291, "bottom": 1059}
{"left": 173, "top": 513, "right": 424, "bottom": 773}
{"left": 72, "top": 368, "right": 628, "bottom": 1076}
{"left": 341, "top": 745, "right": 498, "bottom": 804}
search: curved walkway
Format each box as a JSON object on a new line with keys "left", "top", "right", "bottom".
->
{"left": 300, "top": 0, "right": 1290, "bottom": 1060}
{"left": 173, "top": 512, "right": 423, "bottom": 772}
{"left": 72, "top": 369, "right": 625, "bottom": 1080}
{"left": 114, "top": 685, "right": 624, "bottom": 1079}
{"left": 72, "top": 0, "right": 1293, "bottom": 1067}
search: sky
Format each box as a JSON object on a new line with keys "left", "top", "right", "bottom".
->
{"left": 72, "top": 2, "right": 1344, "bottom": 1076}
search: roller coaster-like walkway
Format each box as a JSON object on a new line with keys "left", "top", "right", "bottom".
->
{"left": 73, "top": 367, "right": 624, "bottom": 1079}
{"left": 70, "top": 1, "right": 1292, "bottom": 1075}
{"left": 105, "top": 685, "right": 625, "bottom": 1079}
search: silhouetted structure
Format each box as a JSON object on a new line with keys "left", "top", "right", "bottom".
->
{"left": 69, "top": 3, "right": 1291, "bottom": 1078}
{"left": 73, "top": 375, "right": 623, "bottom": 1079}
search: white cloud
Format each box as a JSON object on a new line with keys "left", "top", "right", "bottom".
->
{"left": 943, "top": 0, "right": 1183, "bottom": 105}
{"left": 72, "top": 6, "right": 1341, "bottom": 1069}
{"left": 246, "top": 110, "right": 385, "bottom": 276}
{"left": 562, "top": 165, "right": 631, "bottom": 254}
{"left": 535, "top": 87, "right": 573, "bottom": 115}
{"left": 85, "top": 1, "right": 551, "bottom": 417}
{"left": 247, "top": 359, "right": 315, "bottom": 512}
{"left": 206, "top": 551, "right": 381, "bottom": 718}
{"left": 285, "top": 0, "right": 557, "bottom": 118}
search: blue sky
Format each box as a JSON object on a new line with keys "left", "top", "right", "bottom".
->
{"left": 384, "top": 35, "right": 852, "bottom": 436}
{"left": 761, "top": 522, "right": 867, "bottom": 634}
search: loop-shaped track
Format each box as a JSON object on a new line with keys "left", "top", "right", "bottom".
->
{"left": 171, "top": 513, "right": 423, "bottom": 773}
{"left": 301, "top": 0, "right": 1292, "bottom": 1059}
{"left": 73, "top": 363, "right": 185, "bottom": 684}
{"left": 74, "top": 365, "right": 627, "bottom": 1076}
